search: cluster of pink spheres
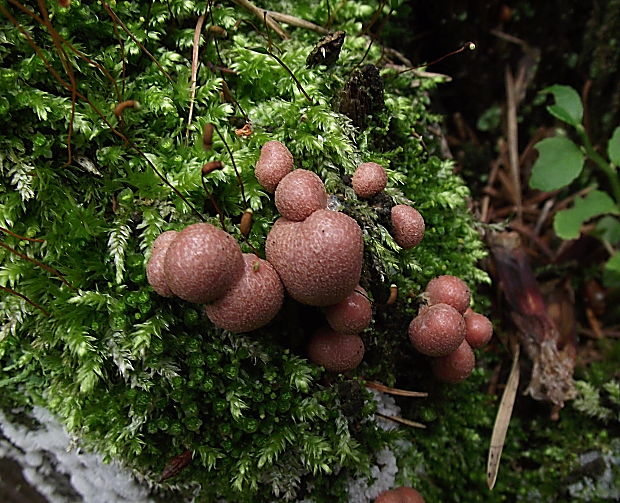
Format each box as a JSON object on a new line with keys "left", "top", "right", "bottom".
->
{"left": 146, "top": 140, "right": 491, "bottom": 379}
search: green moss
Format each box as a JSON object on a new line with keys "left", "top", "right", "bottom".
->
{"left": 0, "top": 1, "right": 489, "bottom": 501}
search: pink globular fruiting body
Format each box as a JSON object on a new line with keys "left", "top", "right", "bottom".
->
{"left": 306, "top": 327, "right": 365, "bottom": 373}
{"left": 352, "top": 161, "right": 387, "bottom": 198}
{"left": 265, "top": 209, "right": 363, "bottom": 306}
{"left": 391, "top": 204, "right": 425, "bottom": 249}
{"left": 408, "top": 303, "right": 466, "bottom": 357}
{"left": 425, "top": 274, "right": 471, "bottom": 314}
{"left": 374, "top": 487, "right": 426, "bottom": 503}
{"left": 204, "top": 254, "right": 284, "bottom": 333}
{"left": 274, "top": 169, "right": 328, "bottom": 221}
{"left": 146, "top": 230, "right": 179, "bottom": 298}
{"left": 323, "top": 286, "right": 372, "bottom": 334}
{"left": 163, "top": 223, "right": 244, "bottom": 304}
{"left": 254, "top": 140, "right": 294, "bottom": 192}
{"left": 432, "top": 339, "right": 476, "bottom": 383}
{"left": 464, "top": 309, "right": 493, "bottom": 348}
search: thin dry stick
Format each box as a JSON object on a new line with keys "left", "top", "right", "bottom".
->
{"left": 102, "top": 2, "right": 173, "bottom": 83}
{"left": 533, "top": 198, "right": 555, "bottom": 236}
{"left": 0, "top": 241, "right": 75, "bottom": 290}
{"left": 375, "top": 412, "right": 426, "bottom": 429}
{"left": 65, "top": 43, "right": 122, "bottom": 104}
{"left": 0, "top": 285, "right": 51, "bottom": 317}
{"left": 487, "top": 341, "right": 520, "bottom": 490}
{"left": 231, "top": 0, "right": 290, "bottom": 39}
{"left": 248, "top": 47, "right": 313, "bottom": 104}
{"left": 16, "top": 0, "right": 77, "bottom": 166}
{"left": 209, "top": 1, "right": 249, "bottom": 121}
{"left": 186, "top": 13, "right": 206, "bottom": 144}
{"left": 364, "top": 380, "right": 428, "bottom": 398}
{"left": 267, "top": 11, "right": 328, "bottom": 34}
{"left": 391, "top": 42, "right": 475, "bottom": 77}
{"left": 504, "top": 66, "right": 522, "bottom": 221}
{"left": 212, "top": 125, "right": 247, "bottom": 208}
{"left": 360, "top": 0, "right": 387, "bottom": 36}
{"left": 106, "top": 6, "right": 127, "bottom": 96}
{"left": 1, "top": 7, "right": 205, "bottom": 223}
{"left": 0, "top": 226, "right": 44, "bottom": 243}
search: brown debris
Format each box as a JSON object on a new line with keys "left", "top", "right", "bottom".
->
{"left": 489, "top": 232, "right": 576, "bottom": 408}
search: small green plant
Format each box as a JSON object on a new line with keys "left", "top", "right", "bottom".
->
{"left": 529, "top": 85, "right": 620, "bottom": 286}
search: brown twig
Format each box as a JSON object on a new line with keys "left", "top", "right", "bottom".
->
{"left": 267, "top": 11, "right": 328, "bottom": 34}
{"left": 359, "top": 0, "right": 387, "bottom": 36}
{"left": 0, "top": 285, "right": 50, "bottom": 317}
{"left": 0, "top": 226, "right": 44, "bottom": 243}
{"left": 11, "top": 0, "right": 78, "bottom": 167}
{"left": 375, "top": 412, "right": 426, "bottom": 429}
{"left": 585, "top": 307, "right": 604, "bottom": 339}
{"left": 364, "top": 380, "right": 428, "bottom": 398}
{"left": 390, "top": 42, "right": 476, "bottom": 77}
{"left": 0, "top": 241, "right": 75, "bottom": 290}
{"left": 102, "top": 2, "right": 173, "bottom": 83}
{"left": 2, "top": 4, "right": 205, "bottom": 222}
{"left": 508, "top": 220, "right": 554, "bottom": 260}
{"left": 8, "top": 0, "right": 121, "bottom": 105}
{"left": 212, "top": 124, "right": 247, "bottom": 208}
{"left": 231, "top": 0, "right": 290, "bottom": 39}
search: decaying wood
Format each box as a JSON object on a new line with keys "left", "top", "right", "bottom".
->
{"left": 160, "top": 449, "right": 193, "bottom": 481}
{"left": 488, "top": 232, "right": 576, "bottom": 408}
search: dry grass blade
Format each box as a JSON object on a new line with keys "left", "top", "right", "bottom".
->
{"left": 504, "top": 66, "right": 522, "bottom": 220}
{"left": 186, "top": 14, "right": 206, "bottom": 144}
{"left": 375, "top": 412, "right": 426, "bottom": 429}
{"left": 487, "top": 341, "right": 520, "bottom": 490}
{"left": 364, "top": 380, "right": 428, "bottom": 398}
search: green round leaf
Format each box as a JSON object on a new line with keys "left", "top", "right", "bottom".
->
{"left": 542, "top": 85, "right": 583, "bottom": 126}
{"left": 530, "top": 136, "right": 585, "bottom": 191}
{"left": 595, "top": 215, "right": 620, "bottom": 245}
{"left": 603, "top": 251, "right": 620, "bottom": 288}
{"left": 608, "top": 126, "right": 620, "bottom": 167}
{"left": 553, "top": 189, "right": 618, "bottom": 240}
